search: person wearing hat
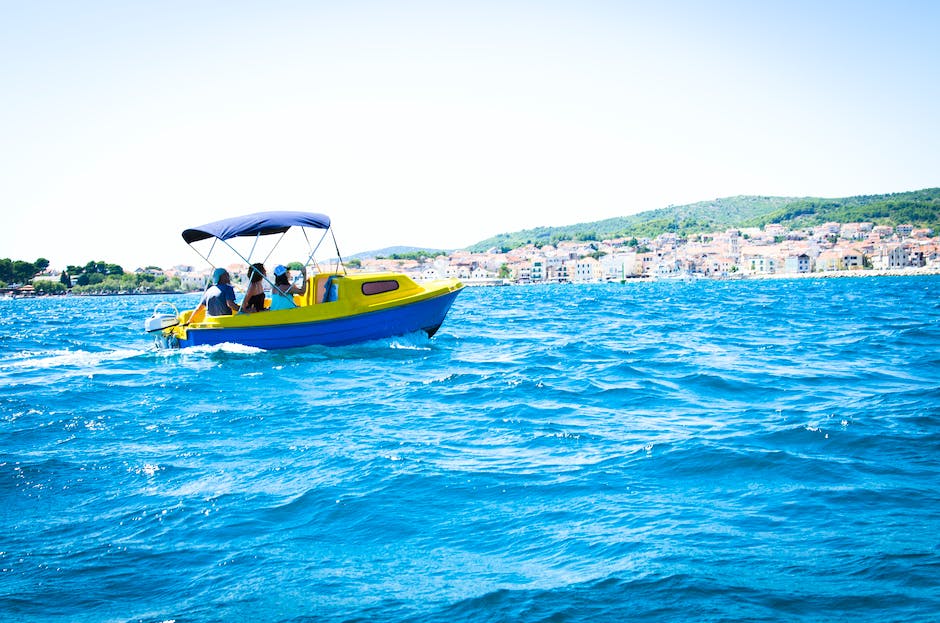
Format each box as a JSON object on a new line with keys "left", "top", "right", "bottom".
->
{"left": 192, "top": 267, "right": 240, "bottom": 318}
{"left": 269, "top": 264, "right": 307, "bottom": 311}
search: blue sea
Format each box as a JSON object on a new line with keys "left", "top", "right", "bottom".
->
{"left": 2, "top": 276, "right": 939, "bottom": 623}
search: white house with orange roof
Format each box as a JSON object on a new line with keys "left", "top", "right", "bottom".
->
{"left": 841, "top": 247, "right": 865, "bottom": 269}
{"left": 816, "top": 249, "right": 842, "bottom": 271}
{"left": 699, "top": 254, "right": 733, "bottom": 276}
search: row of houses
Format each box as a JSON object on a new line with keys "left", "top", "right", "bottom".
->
{"left": 357, "top": 222, "right": 940, "bottom": 283}
{"left": 117, "top": 221, "right": 939, "bottom": 287}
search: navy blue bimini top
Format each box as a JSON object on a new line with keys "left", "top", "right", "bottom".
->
{"left": 182, "top": 211, "right": 331, "bottom": 244}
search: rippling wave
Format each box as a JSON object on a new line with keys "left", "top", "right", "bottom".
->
{"left": 2, "top": 277, "right": 939, "bottom": 622}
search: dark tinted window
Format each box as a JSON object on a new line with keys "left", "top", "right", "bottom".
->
{"left": 362, "top": 280, "right": 400, "bottom": 296}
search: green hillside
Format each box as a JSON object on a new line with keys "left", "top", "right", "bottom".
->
{"left": 742, "top": 188, "right": 940, "bottom": 230}
{"left": 468, "top": 188, "right": 940, "bottom": 252}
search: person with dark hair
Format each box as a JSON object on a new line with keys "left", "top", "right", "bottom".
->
{"left": 241, "top": 263, "right": 267, "bottom": 313}
{"left": 269, "top": 264, "right": 307, "bottom": 310}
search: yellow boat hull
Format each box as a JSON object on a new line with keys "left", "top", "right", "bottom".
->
{"left": 159, "top": 273, "right": 463, "bottom": 349}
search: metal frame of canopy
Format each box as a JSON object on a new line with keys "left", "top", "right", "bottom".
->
{"left": 182, "top": 211, "right": 348, "bottom": 289}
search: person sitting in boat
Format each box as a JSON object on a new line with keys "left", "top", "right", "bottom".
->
{"left": 269, "top": 264, "right": 307, "bottom": 310}
{"left": 193, "top": 267, "right": 240, "bottom": 317}
{"left": 240, "top": 263, "right": 267, "bottom": 313}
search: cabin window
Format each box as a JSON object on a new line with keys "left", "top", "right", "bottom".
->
{"left": 362, "top": 280, "right": 400, "bottom": 296}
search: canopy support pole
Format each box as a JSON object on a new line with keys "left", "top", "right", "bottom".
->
{"left": 301, "top": 228, "right": 330, "bottom": 273}
{"left": 331, "top": 229, "right": 347, "bottom": 275}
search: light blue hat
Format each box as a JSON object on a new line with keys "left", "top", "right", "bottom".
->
{"left": 212, "top": 267, "right": 228, "bottom": 284}
{"left": 273, "top": 265, "right": 288, "bottom": 277}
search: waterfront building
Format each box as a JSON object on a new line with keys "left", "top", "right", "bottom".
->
{"left": 570, "top": 257, "right": 603, "bottom": 283}
{"left": 635, "top": 252, "right": 656, "bottom": 276}
{"left": 547, "top": 261, "right": 570, "bottom": 283}
{"left": 700, "top": 254, "right": 733, "bottom": 277}
{"left": 784, "top": 254, "right": 812, "bottom": 274}
{"left": 420, "top": 267, "right": 442, "bottom": 281}
{"left": 724, "top": 229, "right": 742, "bottom": 261}
{"left": 511, "top": 262, "right": 532, "bottom": 283}
{"left": 744, "top": 253, "right": 777, "bottom": 274}
{"left": 445, "top": 263, "right": 472, "bottom": 280}
{"left": 908, "top": 246, "right": 926, "bottom": 268}
{"left": 887, "top": 244, "right": 909, "bottom": 268}
{"left": 531, "top": 259, "right": 545, "bottom": 282}
{"left": 600, "top": 252, "right": 638, "bottom": 280}
{"left": 923, "top": 243, "right": 940, "bottom": 268}
{"left": 816, "top": 250, "right": 842, "bottom": 271}
{"left": 470, "top": 266, "right": 495, "bottom": 280}
{"left": 841, "top": 248, "right": 865, "bottom": 269}
{"left": 651, "top": 256, "right": 681, "bottom": 278}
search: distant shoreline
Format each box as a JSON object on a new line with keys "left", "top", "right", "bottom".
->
{"left": 500, "top": 267, "right": 940, "bottom": 285}
{"left": 728, "top": 267, "right": 940, "bottom": 281}
{"left": 4, "top": 268, "right": 938, "bottom": 299}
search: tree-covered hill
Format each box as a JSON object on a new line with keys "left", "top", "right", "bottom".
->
{"left": 349, "top": 246, "right": 444, "bottom": 260}
{"left": 741, "top": 188, "right": 940, "bottom": 231}
{"left": 468, "top": 188, "right": 940, "bottom": 252}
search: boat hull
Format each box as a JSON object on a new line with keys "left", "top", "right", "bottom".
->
{"left": 174, "top": 287, "right": 460, "bottom": 350}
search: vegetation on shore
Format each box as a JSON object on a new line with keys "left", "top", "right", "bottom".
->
{"left": 376, "top": 250, "right": 450, "bottom": 261}
{"left": 468, "top": 188, "right": 940, "bottom": 252}
{"left": 1, "top": 257, "right": 49, "bottom": 286}
{"left": 2, "top": 258, "right": 182, "bottom": 295}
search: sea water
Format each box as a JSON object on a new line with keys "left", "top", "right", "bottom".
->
{"left": 1, "top": 276, "right": 938, "bottom": 623}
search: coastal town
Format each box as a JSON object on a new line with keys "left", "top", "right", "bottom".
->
{"left": 160, "top": 219, "right": 940, "bottom": 289}
{"left": 6, "top": 219, "right": 938, "bottom": 297}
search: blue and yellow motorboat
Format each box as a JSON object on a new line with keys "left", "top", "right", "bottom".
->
{"left": 145, "top": 211, "right": 463, "bottom": 349}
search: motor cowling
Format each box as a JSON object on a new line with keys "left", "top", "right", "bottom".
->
{"left": 144, "top": 313, "right": 180, "bottom": 333}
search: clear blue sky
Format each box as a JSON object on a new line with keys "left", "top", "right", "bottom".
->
{"left": 2, "top": 1, "right": 938, "bottom": 269}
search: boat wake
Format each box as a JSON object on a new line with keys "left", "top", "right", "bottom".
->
{"left": 3, "top": 348, "right": 148, "bottom": 371}
{"left": 154, "top": 342, "right": 267, "bottom": 357}
{"left": 148, "top": 334, "right": 429, "bottom": 361}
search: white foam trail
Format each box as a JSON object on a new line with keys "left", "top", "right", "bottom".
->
{"left": 6, "top": 348, "right": 147, "bottom": 370}
{"left": 155, "top": 342, "right": 266, "bottom": 357}
{"left": 386, "top": 331, "right": 433, "bottom": 351}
